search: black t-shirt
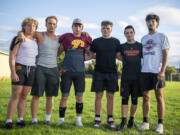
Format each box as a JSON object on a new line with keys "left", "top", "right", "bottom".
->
{"left": 90, "top": 37, "right": 121, "bottom": 73}
{"left": 120, "top": 41, "right": 142, "bottom": 80}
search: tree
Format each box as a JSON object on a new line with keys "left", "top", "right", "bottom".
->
{"left": 165, "top": 66, "right": 177, "bottom": 80}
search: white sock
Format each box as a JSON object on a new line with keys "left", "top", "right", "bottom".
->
{"left": 108, "top": 117, "right": 113, "bottom": 122}
{"left": 32, "top": 118, "right": 37, "bottom": 123}
{"left": 6, "top": 119, "right": 12, "bottom": 123}
{"left": 95, "top": 117, "right": 100, "bottom": 121}
{"left": 46, "top": 114, "right": 51, "bottom": 121}
{"left": 77, "top": 116, "right": 81, "bottom": 122}
{"left": 17, "top": 117, "right": 23, "bottom": 122}
{"left": 60, "top": 118, "right": 64, "bottom": 121}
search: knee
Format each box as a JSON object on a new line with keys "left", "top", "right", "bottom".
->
{"left": 132, "top": 97, "right": 138, "bottom": 105}
{"left": 32, "top": 96, "right": 39, "bottom": 101}
{"left": 61, "top": 96, "right": 68, "bottom": 102}
{"left": 156, "top": 94, "right": 164, "bottom": 103}
{"left": 76, "top": 96, "right": 83, "bottom": 103}
{"left": 20, "top": 94, "right": 27, "bottom": 100}
{"left": 96, "top": 93, "right": 103, "bottom": 100}
{"left": 122, "top": 96, "right": 129, "bottom": 105}
{"left": 143, "top": 94, "right": 150, "bottom": 102}
{"left": 106, "top": 94, "right": 114, "bottom": 100}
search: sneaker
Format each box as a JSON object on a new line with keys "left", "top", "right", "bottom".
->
{"left": 45, "top": 121, "right": 51, "bottom": 125}
{"left": 116, "top": 122, "right": 126, "bottom": 131}
{"left": 76, "top": 120, "right": 83, "bottom": 127}
{"left": 4, "top": 122, "right": 12, "bottom": 130}
{"left": 32, "top": 121, "right": 37, "bottom": 125}
{"left": 107, "top": 120, "right": 115, "bottom": 128}
{"left": 155, "top": 124, "right": 163, "bottom": 134}
{"left": 138, "top": 122, "right": 149, "bottom": 131}
{"left": 57, "top": 120, "right": 64, "bottom": 126}
{"left": 127, "top": 120, "right": 137, "bottom": 129}
{"left": 94, "top": 120, "right": 101, "bottom": 128}
{"left": 16, "top": 120, "right": 25, "bottom": 128}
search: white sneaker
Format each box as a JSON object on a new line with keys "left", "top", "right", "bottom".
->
{"left": 76, "top": 120, "right": 83, "bottom": 127}
{"left": 57, "top": 120, "right": 64, "bottom": 126}
{"left": 138, "top": 122, "right": 149, "bottom": 131}
{"left": 155, "top": 124, "right": 163, "bottom": 134}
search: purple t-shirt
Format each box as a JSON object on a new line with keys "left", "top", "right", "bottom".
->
{"left": 59, "top": 33, "right": 92, "bottom": 52}
{"left": 59, "top": 33, "right": 92, "bottom": 72}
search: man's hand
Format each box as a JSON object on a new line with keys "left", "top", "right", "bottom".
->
{"left": 17, "top": 31, "right": 26, "bottom": 42}
{"left": 81, "top": 32, "right": 91, "bottom": 38}
{"left": 157, "top": 72, "right": 165, "bottom": 81}
{"left": 11, "top": 73, "right": 19, "bottom": 82}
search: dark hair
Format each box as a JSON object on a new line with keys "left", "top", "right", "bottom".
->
{"left": 124, "top": 25, "right": 135, "bottom": 34}
{"left": 45, "top": 16, "right": 58, "bottom": 24}
{"left": 101, "top": 21, "right": 113, "bottom": 27}
{"left": 146, "top": 13, "right": 160, "bottom": 24}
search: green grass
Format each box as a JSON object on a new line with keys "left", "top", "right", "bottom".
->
{"left": 0, "top": 79, "right": 180, "bottom": 135}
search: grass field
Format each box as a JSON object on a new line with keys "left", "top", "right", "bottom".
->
{"left": 0, "top": 79, "right": 180, "bottom": 135}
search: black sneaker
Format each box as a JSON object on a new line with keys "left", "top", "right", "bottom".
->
{"left": 4, "top": 122, "right": 12, "bottom": 130}
{"left": 127, "top": 120, "right": 137, "bottom": 129}
{"left": 116, "top": 122, "right": 126, "bottom": 131}
{"left": 45, "top": 121, "right": 51, "bottom": 125}
{"left": 16, "top": 120, "right": 25, "bottom": 128}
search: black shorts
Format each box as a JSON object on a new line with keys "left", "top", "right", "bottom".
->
{"left": 12, "top": 63, "right": 35, "bottom": 86}
{"left": 31, "top": 65, "right": 60, "bottom": 97}
{"left": 120, "top": 79, "right": 142, "bottom": 98}
{"left": 60, "top": 71, "right": 85, "bottom": 97}
{"left": 140, "top": 72, "right": 165, "bottom": 91}
{"left": 91, "top": 72, "right": 119, "bottom": 94}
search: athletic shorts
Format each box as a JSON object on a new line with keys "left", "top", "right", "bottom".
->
{"left": 31, "top": 65, "right": 60, "bottom": 97}
{"left": 60, "top": 71, "right": 85, "bottom": 97}
{"left": 12, "top": 63, "right": 35, "bottom": 86}
{"left": 140, "top": 72, "right": 165, "bottom": 91}
{"left": 120, "top": 79, "right": 142, "bottom": 98}
{"left": 91, "top": 72, "right": 119, "bottom": 94}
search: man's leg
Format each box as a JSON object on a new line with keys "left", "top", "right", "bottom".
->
{"left": 17, "top": 86, "right": 31, "bottom": 126}
{"left": 5, "top": 85, "right": 23, "bottom": 129}
{"left": 94, "top": 92, "right": 103, "bottom": 127}
{"left": 155, "top": 88, "right": 165, "bottom": 134}
{"left": 75, "top": 95, "right": 83, "bottom": 126}
{"left": 138, "top": 90, "right": 151, "bottom": 130}
{"left": 45, "top": 96, "right": 53, "bottom": 123}
{"left": 31, "top": 96, "right": 39, "bottom": 123}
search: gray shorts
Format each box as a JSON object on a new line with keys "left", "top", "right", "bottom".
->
{"left": 31, "top": 65, "right": 60, "bottom": 97}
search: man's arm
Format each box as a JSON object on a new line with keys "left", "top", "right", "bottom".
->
{"left": 84, "top": 47, "right": 94, "bottom": 61}
{"left": 9, "top": 38, "right": 21, "bottom": 82}
{"left": 158, "top": 49, "right": 169, "bottom": 81}
{"left": 116, "top": 52, "right": 122, "bottom": 61}
{"left": 57, "top": 45, "right": 64, "bottom": 56}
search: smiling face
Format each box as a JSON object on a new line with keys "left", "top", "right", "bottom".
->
{"left": 124, "top": 28, "right": 135, "bottom": 42}
{"left": 101, "top": 24, "right": 112, "bottom": 38}
{"left": 46, "top": 18, "right": 57, "bottom": 33}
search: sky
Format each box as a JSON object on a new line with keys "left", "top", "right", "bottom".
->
{"left": 0, "top": 0, "right": 180, "bottom": 67}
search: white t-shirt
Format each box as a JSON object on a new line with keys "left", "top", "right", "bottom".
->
{"left": 141, "top": 32, "right": 170, "bottom": 73}
{"left": 15, "top": 39, "right": 38, "bottom": 66}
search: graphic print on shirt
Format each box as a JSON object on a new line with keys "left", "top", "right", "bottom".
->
{"left": 143, "top": 39, "right": 156, "bottom": 56}
{"left": 71, "top": 40, "right": 85, "bottom": 49}
{"left": 124, "top": 48, "right": 140, "bottom": 56}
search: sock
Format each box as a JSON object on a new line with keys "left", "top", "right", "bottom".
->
{"left": 158, "top": 119, "right": 163, "bottom": 124}
{"left": 46, "top": 114, "right": 51, "bottom": 121}
{"left": 95, "top": 115, "right": 100, "bottom": 121}
{"left": 143, "top": 117, "right": 148, "bottom": 123}
{"left": 59, "top": 107, "right": 67, "bottom": 118}
{"left": 59, "top": 117, "right": 64, "bottom": 122}
{"left": 122, "top": 117, "right": 127, "bottom": 124}
{"left": 76, "top": 116, "right": 82, "bottom": 122}
{"left": 32, "top": 118, "right": 37, "bottom": 123}
{"left": 129, "top": 116, "right": 134, "bottom": 123}
{"left": 17, "top": 117, "right": 23, "bottom": 122}
{"left": 6, "top": 119, "right": 12, "bottom": 123}
{"left": 108, "top": 115, "right": 113, "bottom": 121}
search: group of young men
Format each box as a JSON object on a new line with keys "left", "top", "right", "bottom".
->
{"left": 5, "top": 13, "right": 169, "bottom": 134}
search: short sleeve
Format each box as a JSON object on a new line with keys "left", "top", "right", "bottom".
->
{"left": 162, "top": 34, "right": 170, "bottom": 50}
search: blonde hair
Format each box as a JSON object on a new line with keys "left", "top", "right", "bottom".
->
{"left": 21, "top": 18, "right": 38, "bottom": 32}
{"left": 45, "top": 16, "right": 58, "bottom": 24}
